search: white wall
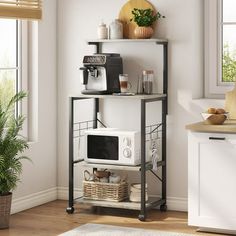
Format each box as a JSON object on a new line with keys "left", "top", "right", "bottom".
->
{"left": 57, "top": 0, "right": 223, "bottom": 211}
{"left": 11, "top": 0, "right": 57, "bottom": 213}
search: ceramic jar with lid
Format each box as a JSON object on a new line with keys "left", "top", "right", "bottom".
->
{"left": 129, "top": 183, "right": 148, "bottom": 202}
{"left": 97, "top": 22, "right": 108, "bottom": 39}
{"left": 109, "top": 19, "right": 123, "bottom": 39}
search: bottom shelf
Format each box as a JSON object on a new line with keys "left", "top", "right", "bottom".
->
{"left": 74, "top": 197, "right": 165, "bottom": 211}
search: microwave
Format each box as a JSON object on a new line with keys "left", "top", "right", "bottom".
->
{"left": 83, "top": 128, "right": 147, "bottom": 166}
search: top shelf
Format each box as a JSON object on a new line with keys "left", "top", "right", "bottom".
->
{"left": 87, "top": 38, "right": 168, "bottom": 45}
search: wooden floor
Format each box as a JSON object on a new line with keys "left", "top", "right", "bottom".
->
{"left": 0, "top": 200, "right": 228, "bottom": 236}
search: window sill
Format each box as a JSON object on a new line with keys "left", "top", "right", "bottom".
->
{"left": 191, "top": 98, "right": 225, "bottom": 111}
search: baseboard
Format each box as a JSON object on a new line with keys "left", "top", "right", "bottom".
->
{"left": 164, "top": 196, "right": 187, "bottom": 212}
{"left": 11, "top": 187, "right": 57, "bottom": 214}
{"left": 57, "top": 187, "right": 187, "bottom": 212}
{"left": 57, "top": 187, "right": 81, "bottom": 200}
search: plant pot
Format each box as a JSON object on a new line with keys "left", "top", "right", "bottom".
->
{"left": 134, "top": 26, "right": 154, "bottom": 39}
{"left": 0, "top": 193, "right": 12, "bottom": 229}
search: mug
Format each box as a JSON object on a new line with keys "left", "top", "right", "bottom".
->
{"left": 84, "top": 170, "right": 94, "bottom": 181}
{"left": 119, "top": 74, "right": 132, "bottom": 93}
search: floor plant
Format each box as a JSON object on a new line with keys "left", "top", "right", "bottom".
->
{"left": 0, "top": 91, "right": 29, "bottom": 229}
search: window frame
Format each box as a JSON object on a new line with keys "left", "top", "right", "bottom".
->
{"left": 0, "top": 19, "right": 28, "bottom": 137}
{"left": 204, "top": 0, "right": 235, "bottom": 97}
{"left": 19, "top": 20, "right": 29, "bottom": 138}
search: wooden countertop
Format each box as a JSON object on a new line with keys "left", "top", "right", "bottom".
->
{"left": 186, "top": 119, "right": 236, "bottom": 134}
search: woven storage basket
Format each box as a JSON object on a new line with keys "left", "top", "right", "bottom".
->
{"left": 83, "top": 181, "right": 128, "bottom": 202}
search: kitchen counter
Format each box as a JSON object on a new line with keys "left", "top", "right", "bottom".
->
{"left": 186, "top": 119, "right": 236, "bottom": 134}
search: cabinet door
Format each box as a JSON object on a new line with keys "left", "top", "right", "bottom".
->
{"left": 188, "top": 132, "right": 236, "bottom": 231}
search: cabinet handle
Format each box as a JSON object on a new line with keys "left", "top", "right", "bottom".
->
{"left": 209, "top": 137, "right": 226, "bottom": 140}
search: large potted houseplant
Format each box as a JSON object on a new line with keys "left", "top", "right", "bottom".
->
{"left": 130, "top": 8, "right": 165, "bottom": 39}
{"left": 0, "top": 91, "right": 29, "bottom": 229}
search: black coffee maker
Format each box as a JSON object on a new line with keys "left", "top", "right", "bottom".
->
{"left": 80, "top": 53, "right": 123, "bottom": 94}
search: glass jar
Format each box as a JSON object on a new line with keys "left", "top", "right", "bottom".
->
{"left": 97, "top": 22, "right": 108, "bottom": 39}
{"left": 143, "top": 70, "right": 154, "bottom": 94}
{"left": 137, "top": 75, "right": 144, "bottom": 94}
{"left": 109, "top": 19, "right": 123, "bottom": 39}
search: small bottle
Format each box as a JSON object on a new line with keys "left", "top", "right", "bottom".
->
{"left": 109, "top": 19, "right": 123, "bottom": 39}
{"left": 143, "top": 70, "right": 154, "bottom": 94}
{"left": 97, "top": 22, "right": 108, "bottom": 39}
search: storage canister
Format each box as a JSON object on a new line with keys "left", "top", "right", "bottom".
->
{"left": 109, "top": 19, "right": 123, "bottom": 39}
{"left": 97, "top": 22, "right": 108, "bottom": 39}
{"left": 143, "top": 70, "right": 154, "bottom": 94}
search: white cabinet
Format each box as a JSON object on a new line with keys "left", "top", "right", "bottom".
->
{"left": 188, "top": 131, "right": 236, "bottom": 231}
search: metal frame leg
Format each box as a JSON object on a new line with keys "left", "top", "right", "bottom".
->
{"left": 139, "top": 99, "right": 146, "bottom": 221}
{"left": 161, "top": 42, "right": 168, "bottom": 211}
{"left": 163, "top": 43, "right": 168, "bottom": 114}
{"left": 160, "top": 99, "right": 167, "bottom": 212}
{"left": 93, "top": 98, "right": 99, "bottom": 128}
{"left": 67, "top": 97, "right": 75, "bottom": 214}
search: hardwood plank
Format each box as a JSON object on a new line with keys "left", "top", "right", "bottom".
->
{"left": 0, "top": 200, "right": 225, "bottom": 236}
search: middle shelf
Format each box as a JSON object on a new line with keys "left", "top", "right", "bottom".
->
{"left": 77, "top": 160, "right": 166, "bottom": 172}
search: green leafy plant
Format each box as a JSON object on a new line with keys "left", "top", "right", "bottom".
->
{"left": 130, "top": 8, "right": 165, "bottom": 27}
{"left": 0, "top": 91, "right": 29, "bottom": 195}
{"left": 223, "top": 43, "right": 236, "bottom": 82}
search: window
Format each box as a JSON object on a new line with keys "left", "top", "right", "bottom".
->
{"left": 222, "top": 0, "right": 236, "bottom": 83}
{"left": 0, "top": 19, "right": 28, "bottom": 135}
{"left": 205, "top": 0, "right": 236, "bottom": 97}
{"left": 0, "top": 19, "right": 17, "bottom": 113}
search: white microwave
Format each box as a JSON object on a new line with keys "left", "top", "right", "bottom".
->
{"left": 83, "top": 128, "right": 146, "bottom": 166}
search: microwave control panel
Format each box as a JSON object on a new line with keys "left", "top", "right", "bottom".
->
{"left": 122, "top": 137, "right": 132, "bottom": 158}
{"left": 123, "top": 147, "right": 132, "bottom": 158}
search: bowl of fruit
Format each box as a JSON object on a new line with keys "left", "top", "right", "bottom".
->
{"left": 201, "top": 108, "right": 229, "bottom": 125}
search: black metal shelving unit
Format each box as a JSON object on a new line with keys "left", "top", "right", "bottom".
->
{"left": 66, "top": 39, "right": 168, "bottom": 221}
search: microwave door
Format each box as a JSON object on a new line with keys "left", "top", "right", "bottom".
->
{"left": 87, "top": 135, "right": 119, "bottom": 161}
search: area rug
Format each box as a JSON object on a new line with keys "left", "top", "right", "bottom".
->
{"left": 59, "top": 223, "right": 196, "bottom": 236}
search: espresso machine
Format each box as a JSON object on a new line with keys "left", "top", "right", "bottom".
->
{"left": 80, "top": 53, "right": 123, "bottom": 94}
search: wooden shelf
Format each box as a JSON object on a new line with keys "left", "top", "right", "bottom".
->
{"left": 75, "top": 197, "right": 164, "bottom": 210}
{"left": 81, "top": 161, "right": 142, "bottom": 171}
{"left": 76, "top": 160, "right": 165, "bottom": 172}
{"left": 70, "top": 94, "right": 166, "bottom": 101}
{"left": 87, "top": 38, "right": 168, "bottom": 44}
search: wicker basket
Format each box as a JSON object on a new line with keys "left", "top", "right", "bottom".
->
{"left": 83, "top": 181, "right": 128, "bottom": 202}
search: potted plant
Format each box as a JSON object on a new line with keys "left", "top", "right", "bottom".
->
{"left": 130, "top": 8, "right": 165, "bottom": 39}
{"left": 0, "top": 91, "right": 29, "bottom": 229}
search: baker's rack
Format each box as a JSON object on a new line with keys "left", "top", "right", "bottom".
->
{"left": 66, "top": 39, "right": 168, "bottom": 221}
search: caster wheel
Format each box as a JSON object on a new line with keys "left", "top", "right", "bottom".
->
{"left": 160, "top": 204, "right": 167, "bottom": 212}
{"left": 66, "top": 206, "right": 74, "bottom": 214}
{"left": 138, "top": 214, "right": 146, "bottom": 221}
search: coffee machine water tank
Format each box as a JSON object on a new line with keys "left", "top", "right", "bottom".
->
{"left": 80, "top": 54, "right": 123, "bottom": 95}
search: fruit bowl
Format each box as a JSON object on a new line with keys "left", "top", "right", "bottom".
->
{"left": 201, "top": 112, "right": 228, "bottom": 125}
